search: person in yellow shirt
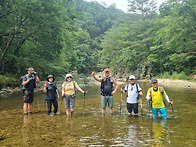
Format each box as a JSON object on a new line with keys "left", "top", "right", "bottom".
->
{"left": 62, "top": 74, "right": 88, "bottom": 117}
{"left": 146, "top": 79, "right": 173, "bottom": 118}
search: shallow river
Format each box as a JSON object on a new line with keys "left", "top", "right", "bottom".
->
{"left": 0, "top": 81, "right": 196, "bottom": 146}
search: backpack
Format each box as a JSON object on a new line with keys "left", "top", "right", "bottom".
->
{"left": 20, "top": 74, "right": 36, "bottom": 93}
{"left": 101, "top": 77, "right": 113, "bottom": 96}
{"left": 149, "top": 86, "right": 167, "bottom": 107}
{"left": 149, "top": 86, "right": 164, "bottom": 95}
{"left": 125, "top": 83, "right": 140, "bottom": 99}
{"left": 20, "top": 74, "right": 28, "bottom": 93}
{"left": 63, "top": 81, "right": 76, "bottom": 96}
{"left": 46, "top": 82, "right": 58, "bottom": 99}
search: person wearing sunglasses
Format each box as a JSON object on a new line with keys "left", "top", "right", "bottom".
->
{"left": 121, "top": 75, "right": 143, "bottom": 117}
{"left": 62, "top": 74, "right": 88, "bottom": 117}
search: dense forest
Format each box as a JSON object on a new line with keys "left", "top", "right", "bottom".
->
{"left": 0, "top": 0, "right": 195, "bottom": 83}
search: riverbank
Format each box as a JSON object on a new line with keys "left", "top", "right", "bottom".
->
{"left": 0, "top": 78, "right": 196, "bottom": 95}
{"left": 142, "top": 78, "right": 196, "bottom": 89}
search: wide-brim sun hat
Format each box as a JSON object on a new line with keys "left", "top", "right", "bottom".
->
{"left": 65, "top": 73, "right": 73, "bottom": 79}
{"left": 47, "top": 74, "right": 54, "bottom": 81}
{"left": 129, "top": 75, "right": 136, "bottom": 80}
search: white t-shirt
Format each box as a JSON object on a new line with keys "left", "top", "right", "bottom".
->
{"left": 124, "top": 83, "right": 141, "bottom": 103}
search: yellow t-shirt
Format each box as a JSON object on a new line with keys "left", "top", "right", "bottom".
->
{"left": 147, "top": 87, "right": 166, "bottom": 108}
{"left": 62, "top": 81, "right": 75, "bottom": 96}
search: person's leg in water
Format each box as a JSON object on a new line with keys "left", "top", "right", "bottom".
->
{"left": 101, "top": 96, "right": 107, "bottom": 116}
{"left": 159, "top": 107, "right": 167, "bottom": 118}
{"left": 152, "top": 107, "right": 159, "bottom": 119}
{"left": 23, "top": 103, "right": 28, "bottom": 115}
{"left": 133, "top": 103, "right": 138, "bottom": 116}
{"left": 53, "top": 99, "right": 58, "bottom": 115}
{"left": 70, "top": 96, "right": 75, "bottom": 117}
{"left": 65, "top": 95, "right": 70, "bottom": 117}
{"left": 127, "top": 103, "right": 133, "bottom": 116}
{"left": 108, "top": 96, "right": 113, "bottom": 116}
{"left": 47, "top": 99, "right": 52, "bottom": 115}
{"left": 66, "top": 108, "right": 70, "bottom": 116}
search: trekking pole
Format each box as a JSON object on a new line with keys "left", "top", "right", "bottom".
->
{"left": 148, "top": 99, "right": 151, "bottom": 116}
{"left": 170, "top": 99, "right": 174, "bottom": 117}
{"left": 139, "top": 96, "right": 143, "bottom": 117}
{"left": 120, "top": 92, "right": 123, "bottom": 115}
{"left": 36, "top": 86, "right": 40, "bottom": 112}
{"left": 59, "top": 96, "right": 64, "bottom": 114}
{"left": 83, "top": 93, "right": 86, "bottom": 106}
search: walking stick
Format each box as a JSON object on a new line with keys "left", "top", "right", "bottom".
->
{"left": 36, "top": 86, "right": 40, "bottom": 112}
{"left": 120, "top": 92, "right": 123, "bottom": 115}
{"left": 83, "top": 93, "right": 86, "bottom": 106}
{"left": 59, "top": 96, "right": 64, "bottom": 113}
{"left": 170, "top": 100, "right": 174, "bottom": 117}
{"left": 139, "top": 97, "right": 143, "bottom": 117}
{"left": 148, "top": 99, "right": 152, "bottom": 116}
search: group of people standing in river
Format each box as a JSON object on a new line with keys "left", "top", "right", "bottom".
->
{"left": 22, "top": 67, "right": 173, "bottom": 118}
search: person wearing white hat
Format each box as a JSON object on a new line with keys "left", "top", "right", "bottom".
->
{"left": 62, "top": 74, "right": 88, "bottom": 117}
{"left": 121, "top": 75, "right": 143, "bottom": 116}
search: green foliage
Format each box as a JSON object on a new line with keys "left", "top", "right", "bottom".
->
{"left": 0, "top": 0, "right": 195, "bottom": 83}
{"left": 160, "top": 72, "right": 171, "bottom": 79}
{"left": 0, "top": 75, "right": 17, "bottom": 88}
{"left": 170, "top": 71, "right": 191, "bottom": 80}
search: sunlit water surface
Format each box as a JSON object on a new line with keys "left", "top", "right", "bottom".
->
{"left": 0, "top": 82, "right": 196, "bottom": 146}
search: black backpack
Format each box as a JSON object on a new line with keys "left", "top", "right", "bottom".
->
{"left": 101, "top": 77, "right": 113, "bottom": 96}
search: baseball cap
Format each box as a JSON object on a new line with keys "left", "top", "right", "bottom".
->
{"left": 151, "top": 79, "right": 158, "bottom": 83}
{"left": 28, "top": 67, "right": 35, "bottom": 74}
{"left": 129, "top": 75, "right": 136, "bottom": 80}
{"left": 104, "top": 68, "right": 110, "bottom": 73}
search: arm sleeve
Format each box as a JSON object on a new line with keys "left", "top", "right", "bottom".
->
{"left": 146, "top": 90, "right": 150, "bottom": 99}
{"left": 163, "top": 90, "right": 170, "bottom": 102}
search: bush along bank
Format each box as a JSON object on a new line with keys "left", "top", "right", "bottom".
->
{"left": 0, "top": 75, "right": 18, "bottom": 94}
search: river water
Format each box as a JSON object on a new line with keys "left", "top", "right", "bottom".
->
{"left": 0, "top": 81, "right": 196, "bottom": 146}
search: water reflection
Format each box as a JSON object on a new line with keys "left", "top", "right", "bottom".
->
{"left": 1, "top": 84, "right": 196, "bottom": 146}
{"left": 150, "top": 118, "right": 167, "bottom": 146}
{"left": 22, "top": 115, "right": 33, "bottom": 146}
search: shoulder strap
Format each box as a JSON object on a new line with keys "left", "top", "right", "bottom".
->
{"left": 135, "top": 83, "right": 138, "bottom": 93}
{"left": 126, "top": 84, "right": 129, "bottom": 90}
{"left": 25, "top": 74, "right": 29, "bottom": 80}
{"left": 149, "top": 87, "right": 152, "bottom": 95}
{"left": 159, "top": 86, "right": 164, "bottom": 94}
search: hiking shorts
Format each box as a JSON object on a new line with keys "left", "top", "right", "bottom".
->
{"left": 101, "top": 95, "right": 113, "bottom": 108}
{"left": 24, "top": 91, "right": 34, "bottom": 103}
{"left": 127, "top": 103, "right": 138, "bottom": 114}
{"left": 152, "top": 107, "right": 167, "bottom": 117}
{"left": 64, "top": 95, "right": 75, "bottom": 109}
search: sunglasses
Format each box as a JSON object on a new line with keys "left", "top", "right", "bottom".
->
{"left": 67, "top": 76, "right": 72, "bottom": 79}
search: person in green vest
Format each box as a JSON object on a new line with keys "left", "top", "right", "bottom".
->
{"left": 146, "top": 79, "right": 173, "bottom": 118}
